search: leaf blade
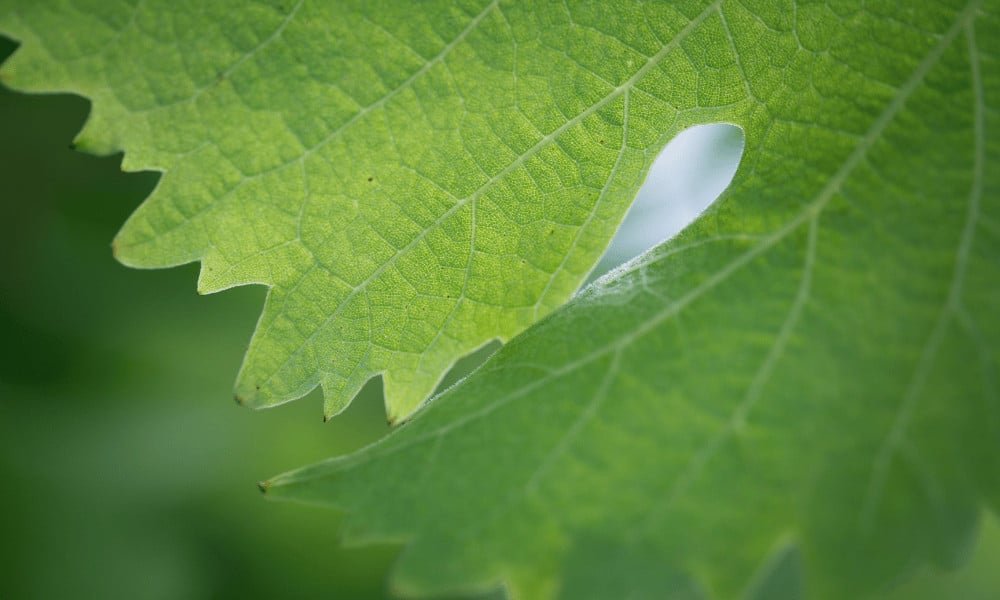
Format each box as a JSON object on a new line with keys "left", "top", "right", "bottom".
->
{"left": 265, "top": 1, "right": 1000, "bottom": 596}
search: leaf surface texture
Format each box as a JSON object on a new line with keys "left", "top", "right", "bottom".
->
{"left": 2, "top": 0, "right": 999, "bottom": 597}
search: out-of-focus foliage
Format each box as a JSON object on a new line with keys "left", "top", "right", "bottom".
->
{"left": 0, "top": 38, "right": 398, "bottom": 599}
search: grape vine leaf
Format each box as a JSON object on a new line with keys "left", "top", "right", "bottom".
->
{"left": 259, "top": 1, "right": 1000, "bottom": 598}
{"left": 2, "top": 0, "right": 999, "bottom": 598}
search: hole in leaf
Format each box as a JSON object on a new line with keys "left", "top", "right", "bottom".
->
{"left": 431, "top": 125, "right": 744, "bottom": 395}
{"left": 589, "top": 123, "right": 745, "bottom": 281}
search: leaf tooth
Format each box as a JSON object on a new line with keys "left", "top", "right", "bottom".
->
{"left": 382, "top": 367, "right": 441, "bottom": 426}
{"left": 320, "top": 370, "right": 373, "bottom": 422}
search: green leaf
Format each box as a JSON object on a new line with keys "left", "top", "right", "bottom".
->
{"left": 1, "top": 0, "right": 760, "bottom": 422}
{"left": 262, "top": 1, "right": 1000, "bottom": 598}
{"left": 3, "top": 0, "right": 998, "bottom": 597}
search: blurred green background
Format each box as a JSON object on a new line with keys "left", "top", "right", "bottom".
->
{"left": 0, "top": 37, "right": 401, "bottom": 599}
{"left": 2, "top": 32, "right": 999, "bottom": 600}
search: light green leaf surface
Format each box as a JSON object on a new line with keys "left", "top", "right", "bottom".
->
{"left": 261, "top": 1, "right": 1000, "bottom": 598}
{"left": 3, "top": 0, "right": 999, "bottom": 597}
{"left": 1, "top": 0, "right": 763, "bottom": 422}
